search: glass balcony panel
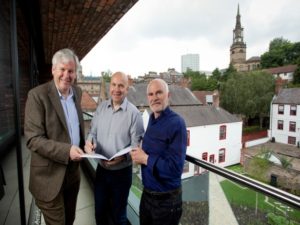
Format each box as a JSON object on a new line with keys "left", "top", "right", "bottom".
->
{"left": 128, "top": 159, "right": 300, "bottom": 225}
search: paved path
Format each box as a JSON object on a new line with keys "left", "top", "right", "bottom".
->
{"left": 209, "top": 173, "right": 238, "bottom": 225}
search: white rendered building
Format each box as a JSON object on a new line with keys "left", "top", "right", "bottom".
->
{"left": 270, "top": 88, "right": 300, "bottom": 146}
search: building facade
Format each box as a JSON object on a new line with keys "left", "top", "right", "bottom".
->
{"left": 181, "top": 53, "right": 200, "bottom": 73}
{"left": 270, "top": 88, "right": 300, "bottom": 146}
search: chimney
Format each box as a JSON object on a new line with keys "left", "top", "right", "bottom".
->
{"left": 213, "top": 90, "right": 220, "bottom": 107}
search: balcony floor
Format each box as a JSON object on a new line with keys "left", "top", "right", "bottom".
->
{"left": 0, "top": 137, "right": 96, "bottom": 225}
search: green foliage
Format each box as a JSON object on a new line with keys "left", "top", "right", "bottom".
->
{"left": 184, "top": 69, "right": 218, "bottom": 91}
{"left": 226, "top": 164, "right": 245, "bottom": 174}
{"left": 220, "top": 70, "right": 275, "bottom": 125}
{"left": 293, "top": 63, "right": 300, "bottom": 84}
{"left": 243, "top": 125, "right": 263, "bottom": 134}
{"left": 211, "top": 68, "right": 221, "bottom": 80}
{"left": 261, "top": 37, "right": 300, "bottom": 68}
{"left": 267, "top": 212, "right": 297, "bottom": 225}
{"left": 279, "top": 156, "right": 293, "bottom": 169}
{"left": 221, "top": 63, "right": 237, "bottom": 81}
{"left": 101, "top": 70, "right": 112, "bottom": 82}
{"left": 247, "top": 157, "right": 271, "bottom": 181}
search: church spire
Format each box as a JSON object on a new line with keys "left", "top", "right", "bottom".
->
{"left": 236, "top": 4, "right": 241, "bottom": 29}
{"left": 233, "top": 3, "right": 244, "bottom": 43}
{"left": 230, "top": 4, "right": 247, "bottom": 68}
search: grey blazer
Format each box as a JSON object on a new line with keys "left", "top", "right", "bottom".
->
{"left": 24, "top": 80, "right": 84, "bottom": 202}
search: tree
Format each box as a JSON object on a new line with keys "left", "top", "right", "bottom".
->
{"left": 211, "top": 68, "right": 221, "bottom": 80}
{"left": 220, "top": 71, "right": 275, "bottom": 127}
{"left": 184, "top": 69, "right": 218, "bottom": 91}
{"left": 293, "top": 63, "right": 300, "bottom": 84}
{"left": 260, "top": 38, "right": 300, "bottom": 68}
{"left": 102, "top": 70, "right": 112, "bottom": 82}
{"left": 221, "top": 63, "right": 237, "bottom": 81}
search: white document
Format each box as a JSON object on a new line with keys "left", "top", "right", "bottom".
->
{"left": 81, "top": 146, "right": 132, "bottom": 161}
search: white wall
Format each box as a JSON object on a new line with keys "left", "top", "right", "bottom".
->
{"left": 187, "top": 122, "right": 243, "bottom": 168}
{"left": 245, "top": 137, "right": 269, "bottom": 148}
{"left": 142, "top": 111, "right": 243, "bottom": 176}
{"left": 270, "top": 103, "right": 300, "bottom": 145}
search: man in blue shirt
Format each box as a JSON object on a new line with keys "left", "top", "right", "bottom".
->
{"left": 85, "top": 72, "right": 144, "bottom": 225}
{"left": 131, "top": 78, "right": 187, "bottom": 225}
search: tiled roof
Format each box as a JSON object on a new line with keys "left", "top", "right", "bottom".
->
{"left": 169, "top": 105, "right": 241, "bottom": 127}
{"left": 272, "top": 88, "right": 300, "bottom": 104}
{"left": 81, "top": 91, "right": 97, "bottom": 111}
{"left": 246, "top": 56, "right": 260, "bottom": 62}
{"left": 144, "top": 105, "right": 241, "bottom": 127}
{"left": 263, "top": 65, "right": 297, "bottom": 74}
{"left": 127, "top": 83, "right": 201, "bottom": 107}
{"left": 192, "top": 91, "right": 213, "bottom": 105}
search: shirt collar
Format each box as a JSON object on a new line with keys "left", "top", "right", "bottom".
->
{"left": 150, "top": 106, "right": 171, "bottom": 122}
{"left": 108, "top": 97, "right": 128, "bottom": 111}
{"left": 57, "top": 87, "right": 74, "bottom": 100}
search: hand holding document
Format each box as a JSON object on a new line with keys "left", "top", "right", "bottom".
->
{"left": 81, "top": 146, "right": 132, "bottom": 161}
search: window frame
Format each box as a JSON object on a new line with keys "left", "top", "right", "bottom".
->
{"left": 290, "top": 105, "right": 297, "bottom": 116}
{"left": 218, "top": 148, "right": 226, "bottom": 163}
{"left": 219, "top": 125, "right": 227, "bottom": 140}
{"left": 277, "top": 120, "right": 283, "bottom": 130}
{"left": 278, "top": 104, "right": 284, "bottom": 115}
{"left": 289, "top": 121, "right": 296, "bottom": 132}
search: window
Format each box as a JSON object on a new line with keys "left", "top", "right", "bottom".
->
{"left": 209, "top": 154, "right": 215, "bottom": 164}
{"left": 219, "top": 125, "right": 226, "bottom": 140}
{"left": 290, "top": 105, "right": 297, "bottom": 116}
{"left": 289, "top": 122, "right": 296, "bottom": 132}
{"left": 187, "top": 130, "right": 190, "bottom": 146}
{"left": 202, "top": 152, "right": 208, "bottom": 161}
{"left": 288, "top": 136, "right": 296, "bottom": 145}
{"left": 278, "top": 104, "right": 284, "bottom": 115}
{"left": 219, "top": 148, "right": 226, "bottom": 163}
{"left": 277, "top": 120, "right": 283, "bottom": 130}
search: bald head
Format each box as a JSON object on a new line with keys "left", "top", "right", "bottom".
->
{"left": 147, "top": 79, "right": 170, "bottom": 118}
{"left": 110, "top": 71, "right": 129, "bottom": 106}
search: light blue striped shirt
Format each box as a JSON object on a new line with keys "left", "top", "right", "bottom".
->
{"left": 58, "top": 88, "right": 80, "bottom": 147}
{"left": 87, "top": 97, "right": 144, "bottom": 170}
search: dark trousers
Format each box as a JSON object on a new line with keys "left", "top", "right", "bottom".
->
{"left": 139, "top": 188, "right": 182, "bottom": 225}
{"left": 35, "top": 180, "right": 80, "bottom": 225}
{"left": 94, "top": 165, "right": 132, "bottom": 225}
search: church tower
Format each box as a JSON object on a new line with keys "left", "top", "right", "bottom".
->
{"left": 230, "top": 4, "right": 247, "bottom": 70}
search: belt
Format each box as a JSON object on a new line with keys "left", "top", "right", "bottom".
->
{"left": 143, "top": 187, "right": 182, "bottom": 200}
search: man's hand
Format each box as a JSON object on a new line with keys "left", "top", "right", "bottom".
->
{"left": 84, "top": 140, "right": 96, "bottom": 154}
{"left": 101, "top": 155, "right": 125, "bottom": 168}
{"left": 130, "top": 147, "right": 148, "bottom": 165}
{"left": 70, "top": 145, "right": 84, "bottom": 161}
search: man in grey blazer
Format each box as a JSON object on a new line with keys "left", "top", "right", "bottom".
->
{"left": 25, "top": 48, "right": 85, "bottom": 225}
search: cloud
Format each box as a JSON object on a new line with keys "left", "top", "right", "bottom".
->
{"left": 81, "top": 0, "right": 300, "bottom": 77}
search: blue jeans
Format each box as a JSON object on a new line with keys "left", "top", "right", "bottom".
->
{"left": 139, "top": 188, "right": 183, "bottom": 225}
{"left": 94, "top": 165, "right": 132, "bottom": 225}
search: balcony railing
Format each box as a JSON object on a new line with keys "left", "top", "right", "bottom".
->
{"left": 82, "top": 112, "right": 300, "bottom": 225}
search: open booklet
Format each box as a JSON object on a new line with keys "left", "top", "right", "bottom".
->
{"left": 81, "top": 146, "right": 132, "bottom": 161}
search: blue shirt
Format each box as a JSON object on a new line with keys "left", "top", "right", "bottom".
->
{"left": 88, "top": 97, "right": 144, "bottom": 170}
{"left": 58, "top": 88, "right": 80, "bottom": 147}
{"left": 142, "top": 107, "right": 187, "bottom": 192}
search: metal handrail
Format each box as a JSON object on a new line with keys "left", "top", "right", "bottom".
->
{"left": 186, "top": 154, "right": 300, "bottom": 209}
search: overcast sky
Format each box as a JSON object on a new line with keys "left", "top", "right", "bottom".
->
{"left": 80, "top": 0, "right": 300, "bottom": 78}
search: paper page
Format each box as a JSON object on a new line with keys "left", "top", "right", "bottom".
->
{"left": 81, "top": 146, "right": 132, "bottom": 161}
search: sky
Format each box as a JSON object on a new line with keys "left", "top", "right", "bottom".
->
{"left": 80, "top": 0, "right": 300, "bottom": 78}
